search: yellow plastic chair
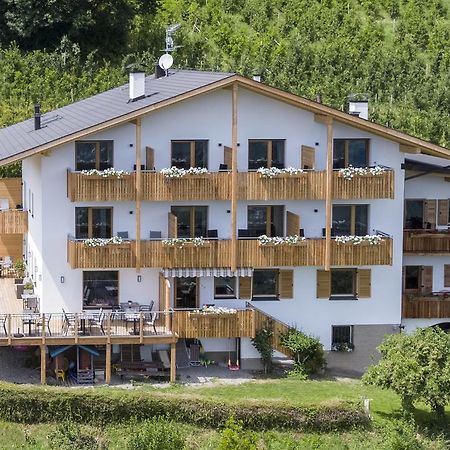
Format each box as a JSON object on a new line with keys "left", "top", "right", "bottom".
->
{"left": 55, "top": 369, "right": 65, "bottom": 382}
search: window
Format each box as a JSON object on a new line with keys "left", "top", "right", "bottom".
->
{"left": 330, "top": 269, "right": 357, "bottom": 299}
{"left": 75, "top": 207, "right": 112, "bottom": 239}
{"left": 404, "top": 200, "right": 424, "bottom": 229}
{"left": 171, "top": 140, "right": 208, "bottom": 169}
{"left": 332, "top": 325, "right": 353, "bottom": 345}
{"left": 75, "top": 141, "right": 113, "bottom": 171}
{"left": 171, "top": 206, "right": 208, "bottom": 238}
{"left": 247, "top": 205, "right": 284, "bottom": 237}
{"left": 83, "top": 271, "right": 118, "bottom": 309}
{"left": 248, "top": 140, "right": 285, "bottom": 170}
{"left": 404, "top": 266, "right": 421, "bottom": 290}
{"left": 214, "top": 277, "right": 237, "bottom": 298}
{"left": 332, "top": 205, "right": 368, "bottom": 236}
{"left": 252, "top": 269, "right": 279, "bottom": 298}
{"left": 333, "top": 139, "right": 369, "bottom": 169}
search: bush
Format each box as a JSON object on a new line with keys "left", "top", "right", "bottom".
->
{"left": 0, "top": 383, "right": 368, "bottom": 432}
{"left": 218, "top": 417, "right": 258, "bottom": 450}
{"left": 126, "top": 416, "right": 185, "bottom": 450}
{"left": 48, "top": 422, "right": 108, "bottom": 450}
{"left": 251, "top": 320, "right": 274, "bottom": 374}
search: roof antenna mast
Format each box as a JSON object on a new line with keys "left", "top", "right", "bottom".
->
{"left": 158, "top": 24, "right": 181, "bottom": 76}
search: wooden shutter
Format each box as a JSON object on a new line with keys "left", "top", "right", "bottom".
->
{"left": 239, "top": 277, "right": 252, "bottom": 299}
{"left": 421, "top": 266, "right": 433, "bottom": 294}
{"left": 168, "top": 213, "right": 178, "bottom": 238}
{"left": 445, "top": 265, "right": 450, "bottom": 287}
{"left": 316, "top": 270, "right": 331, "bottom": 298}
{"left": 224, "top": 146, "right": 232, "bottom": 169}
{"left": 424, "top": 199, "right": 436, "bottom": 229}
{"left": 301, "top": 145, "right": 315, "bottom": 169}
{"left": 286, "top": 211, "right": 300, "bottom": 236}
{"left": 357, "top": 269, "right": 371, "bottom": 298}
{"left": 279, "top": 270, "right": 294, "bottom": 299}
{"left": 438, "top": 199, "right": 449, "bottom": 226}
{"left": 146, "top": 147, "right": 154, "bottom": 170}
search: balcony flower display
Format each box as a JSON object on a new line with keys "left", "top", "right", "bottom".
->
{"left": 81, "top": 168, "right": 130, "bottom": 178}
{"left": 258, "top": 235, "right": 306, "bottom": 246}
{"left": 84, "top": 236, "right": 126, "bottom": 247}
{"left": 338, "top": 165, "right": 386, "bottom": 181}
{"left": 335, "top": 235, "right": 384, "bottom": 245}
{"left": 193, "top": 305, "right": 237, "bottom": 315}
{"left": 257, "top": 167, "right": 304, "bottom": 178}
{"left": 331, "top": 342, "right": 354, "bottom": 352}
{"left": 160, "top": 166, "right": 209, "bottom": 178}
{"left": 162, "top": 237, "right": 209, "bottom": 248}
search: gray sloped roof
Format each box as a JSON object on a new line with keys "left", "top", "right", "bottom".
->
{"left": 0, "top": 69, "right": 234, "bottom": 162}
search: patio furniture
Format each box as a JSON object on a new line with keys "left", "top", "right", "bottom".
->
{"left": 149, "top": 231, "right": 162, "bottom": 240}
{"left": 117, "top": 231, "right": 129, "bottom": 239}
{"left": 139, "top": 300, "right": 154, "bottom": 312}
{"left": 219, "top": 164, "right": 228, "bottom": 171}
{"left": 144, "top": 312, "right": 158, "bottom": 334}
{"left": 62, "top": 309, "right": 77, "bottom": 336}
{"left": 189, "top": 343, "right": 201, "bottom": 366}
{"left": 22, "top": 311, "right": 37, "bottom": 336}
{"left": 35, "top": 313, "right": 52, "bottom": 336}
{"left": 90, "top": 309, "right": 106, "bottom": 335}
{"left": 22, "top": 294, "right": 39, "bottom": 312}
{"left": 0, "top": 315, "right": 7, "bottom": 336}
{"left": 207, "top": 229, "right": 218, "bottom": 239}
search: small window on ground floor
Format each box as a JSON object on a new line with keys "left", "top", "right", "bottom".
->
{"left": 331, "top": 325, "right": 354, "bottom": 348}
{"left": 83, "top": 271, "right": 118, "bottom": 309}
{"left": 404, "top": 266, "right": 421, "bottom": 290}
{"left": 330, "top": 269, "right": 357, "bottom": 299}
{"left": 252, "top": 269, "right": 279, "bottom": 299}
{"left": 214, "top": 277, "right": 237, "bottom": 299}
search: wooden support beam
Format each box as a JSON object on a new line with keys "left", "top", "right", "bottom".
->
{"left": 105, "top": 343, "right": 111, "bottom": 384}
{"left": 400, "top": 144, "right": 421, "bottom": 154}
{"left": 314, "top": 113, "right": 333, "bottom": 125}
{"left": 231, "top": 83, "right": 238, "bottom": 272}
{"left": 325, "top": 119, "right": 334, "bottom": 271}
{"left": 40, "top": 345, "right": 46, "bottom": 385}
{"left": 170, "top": 341, "right": 176, "bottom": 383}
{"left": 165, "top": 279, "right": 171, "bottom": 330}
{"left": 135, "top": 117, "right": 142, "bottom": 272}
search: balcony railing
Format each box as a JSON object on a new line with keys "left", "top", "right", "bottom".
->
{"left": 0, "top": 210, "right": 27, "bottom": 234}
{"left": 67, "top": 169, "right": 394, "bottom": 202}
{"left": 403, "top": 230, "right": 450, "bottom": 254}
{"left": 402, "top": 293, "right": 450, "bottom": 319}
{"left": 68, "top": 237, "right": 393, "bottom": 269}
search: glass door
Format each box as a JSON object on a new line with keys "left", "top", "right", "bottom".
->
{"left": 174, "top": 277, "right": 198, "bottom": 309}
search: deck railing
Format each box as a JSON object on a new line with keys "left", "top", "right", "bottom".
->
{"left": 403, "top": 230, "right": 450, "bottom": 254}
{"left": 0, "top": 210, "right": 27, "bottom": 234}
{"left": 402, "top": 293, "right": 450, "bottom": 319}
{"left": 68, "top": 237, "right": 393, "bottom": 269}
{"left": 67, "top": 169, "right": 394, "bottom": 202}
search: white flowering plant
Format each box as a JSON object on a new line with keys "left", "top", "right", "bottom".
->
{"left": 83, "top": 236, "right": 127, "bottom": 247}
{"left": 334, "top": 235, "right": 384, "bottom": 245}
{"left": 193, "top": 305, "right": 237, "bottom": 315}
{"left": 81, "top": 168, "right": 130, "bottom": 178}
{"left": 258, "top": 235, "right": 306, "bottom": 246}
{"left": 338, "top": 165, "right": 386, "bottom": 180}
{"left": 331, "top": 342, "right": 354, "bottom": 352}
{"left": 160, "top": 166, "right": 209, "bottom": 178}
{"left": 162, "top": 237, "right": 209, "bottom": 248}
{"left": 257, "top": 167, "right": 304, "bottom": 178}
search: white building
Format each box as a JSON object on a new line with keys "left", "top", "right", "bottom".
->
{"left": 0, "top": 69, "right": 449, "bottom": 381}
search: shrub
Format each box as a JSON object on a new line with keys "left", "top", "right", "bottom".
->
{"left": 126, "top": 416, "right": 185, "bottom": 450}
{"left": 251, "top": 320, "right": 274, "bottom": 374}
{"left": 48, "top": 422, "right": 108, "bottom": 450}
{"left": 218, "top": 417, "right": 258, "bottom": 450}
{"left": 280, "top": 329, "right": 325, "bottom": 378}
{"left": 380, "top": 419, "right": 425, "bottom": 450}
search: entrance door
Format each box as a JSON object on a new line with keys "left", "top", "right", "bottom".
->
{"left": 174, "top": 277, "right": 198, "bottom": 309}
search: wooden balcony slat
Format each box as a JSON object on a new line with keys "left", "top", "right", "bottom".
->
{"left": 333, "top": 171, "right": 394, "bottom": 199}
{"left": 0, "top": 210, "right": 27, "bottom": 234}
{"left": 402, "top": 294, "right": 450, "bottom": 318}
{"left": 403, "top": 231, "right": 450, "bottom": 254}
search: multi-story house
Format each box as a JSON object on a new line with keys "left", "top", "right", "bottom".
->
{"left": 0, "top": 69, "right": 449, "bottom": 383}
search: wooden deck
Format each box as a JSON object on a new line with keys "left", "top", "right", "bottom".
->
{"left": 0, "top": 279, "right": 22, "bottom": 315}
{"left": 0, "top": 210, "right": 27, "bottom": 234}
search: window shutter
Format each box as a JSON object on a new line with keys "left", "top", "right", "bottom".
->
{"left": 438, "top": 199, "right": 449, "bottom": 226}
{"left": 279, "top": 270, "right": 294, "bottom": 299}
{"left": 445, "top": 265, "right": 450, "bottom": 287}
{"left": 224, "top": 146, "right": 232, "bottom": 169}
{"left": 239, "top": 277, "right": 252, "bottom": 299}
{"left": 146, "top": 147, "right": 154, "bottom": 170}
{"left": 316, "top": 270, "right": 331, "bottom": 298}
{"left": 301, "top": 145, "right": 315, "bottom": 169}
{"left": 424, "top": 199, "right": 436, "bottom": 229}
{"left": 421, "top": 266, "right": 433, "bottom": 294}
{"left": 168, "top": 213, "right": 178, "bottom": 238}
{"left": 357, "top": 269, "right": 371, "bottom": 298}
{"left": 286, "top": 211, "right": 300, "bottom": 236}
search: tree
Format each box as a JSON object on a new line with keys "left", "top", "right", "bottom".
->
{"left": 251, "top": 320, "right": 274, "bottom": 374}
{"left": 363, "top": 327, "right": 450, "bottom": 418}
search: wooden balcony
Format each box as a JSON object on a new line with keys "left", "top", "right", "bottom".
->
{"left": 332, "top": 170, "right": 394, "bottom": 199}
{"left": 0, "top": 210, "right": 27, "bottom": 234}
{"left": 402, "top": 294, "right": 450, "bottom": 319}
{"left": 403, "top": 230, "right": 450, "bottom": 254}
{"left": 68, "top": 237, "right": 392, "bottom": 269}
{"left": 67, "top": 171, "right": 136, "bottom": 202}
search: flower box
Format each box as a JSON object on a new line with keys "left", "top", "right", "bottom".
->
{"left": 256, "top": 167, "right": 304, "bottom": 178}
{"left": 337, "top": 165, "right": 386, "bottom": 181}
{"left": 80, "top": 168, "right": 130, "bottom": 179}
{"left": 160, "top": 167, "right": 209, "bottom": 178}
{"left": 162, "top": 237, "right": 210, "bottom": 248}
{"left": 334, "top": 235, "right": 384, "bottom": 246}
{"left": 258, "top": 235, "right": 306, "bottom": 246}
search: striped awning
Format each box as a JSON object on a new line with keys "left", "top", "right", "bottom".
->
{"left": 161, "top": 267, "right": 253, "bottom": 278}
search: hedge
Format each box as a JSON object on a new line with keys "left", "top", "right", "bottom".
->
{"left": 0, "top": 383, "right": 369, "bottom": 432}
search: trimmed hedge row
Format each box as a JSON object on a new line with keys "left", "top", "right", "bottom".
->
{"left": 0, "top": 383, "right": 369, "bottom": 432}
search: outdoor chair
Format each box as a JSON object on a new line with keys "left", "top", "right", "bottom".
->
{"left": 91, "top": 309, "right": 106, "bottom": 335}
{"left": 0, "top": 315, "right": 7, "bottom": 336}
{"left": 149, "top": 231, "right": 162, "bottom": 240}
{"left": 139, "top": 300, "right": 154, "bottom": 312}
{"left": 219, "top": 164, "right": 228, "bottom": 171}
{"left": 144, "top": 312, "right": 158, "bottom": 333}
{"left": 36, "top": 313, "right": 52, "bottom": 336}
{"left": 117, "top": 231, "right": 129, "bottom": 239}
{"left": 62, "top": 309, "right": 76, "bottom": 336}
{"left": 207, "top": 229, "right": 218, "bottom": 239}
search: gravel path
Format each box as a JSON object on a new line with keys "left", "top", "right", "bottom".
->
{"left": 0, "top": 347, "right": 40, "bottom": 384}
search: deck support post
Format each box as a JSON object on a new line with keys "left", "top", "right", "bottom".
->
{"left": 231, "top": 83, "right": 238, "bottom": 272}
{"left": 40, "top": 344, "right": 46, "bottom": 385}
{"left": 165, "top": 279, "right": 171, "bottom": 330}
{"left": 170, "top": 341, "right": 176, "bottom": 383}
{"left": 135, "top": 117, "right": 142, "bottom": 272}
{"left": 325, "top": 118, "right": 333, "bottom": 271}
{"left": 105, "top": 343, "right": 112, "bottom": 384}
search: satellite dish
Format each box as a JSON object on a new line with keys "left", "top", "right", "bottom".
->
{"left": 159, "top": 53, "right": 173, "bottom": 71}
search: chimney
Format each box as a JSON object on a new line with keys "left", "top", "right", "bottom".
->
{"left": 34, "top": 104, "right": 41, "bottom": 130}
{"left": 155, "top": 63, "right": 165, "bottom": 79}
{"left": 348, "top": 100, "right": 369, "bottom": 120}
{"left": 252, "top": 74, "right": 261, "bottom": 82}
{"left": 129, "top": 71, "right": 145, "bottom": 101}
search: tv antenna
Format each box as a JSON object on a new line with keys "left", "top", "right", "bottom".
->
{"left": 158, "top": 24, "right": 182, "bottom": 76}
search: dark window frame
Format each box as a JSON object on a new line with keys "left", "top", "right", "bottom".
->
{"left": 214, "top": 276, "right": 237, "bottom": 299}
{"left": 248, "top": 139, "right": 285, "bottom": 170}
{"left": 252, "top": 269, "right": 280, "bottom": 300}
{"left": 404, "top": 199, "right": 425, "bottom": 230}
{"left": 330, "top": 268, "right": 357, "bottom": 299}
{"left": 75, "top": 207, "right": 113, "bottom": 239}
{"left": 171, "top": 140, "right": 208, "bottom": 169}
{"left": 75, "top": 141, "right": 114, "bottom": 171}
{"left": 332, "top": 325, "right": 353, "bottom": 345}
{"left": 82, "top": 270, "right": 119, "bottom": 310}
{"left": 171, "top": 205, "right": 208, "bottom": 238}
{"left": 404, "top": 265, "right": 421, "bottom": 292}
{"left": 332, "top": 204, "right": 368, "bottom": 236}
{"left": 333, "top": 139, "right": 369, "bottom": 169}
{"left": 247, "top": 205, "right": 285, "bottom": 237}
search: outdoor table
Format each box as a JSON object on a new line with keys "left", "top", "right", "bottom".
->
{"left": 22, "top": 312, "right": 38, "bottom": 336}
{"left": 124, "top": 312, "right": 140, "bottom": 335}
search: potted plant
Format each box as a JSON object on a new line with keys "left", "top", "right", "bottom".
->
{"left": 14, "top": 259, "right": 26, "bottom": 283}
{"left": 23, "top": 281, "right": 34, "bottom": 295}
